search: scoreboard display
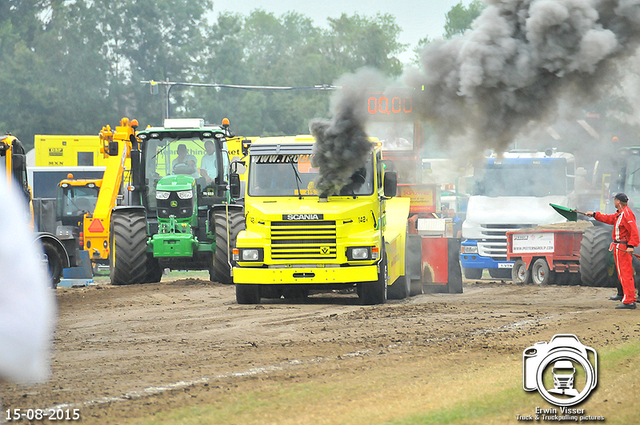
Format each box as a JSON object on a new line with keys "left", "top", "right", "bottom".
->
{"left": 366, "top": 90, "right": 415, "bottom": 121}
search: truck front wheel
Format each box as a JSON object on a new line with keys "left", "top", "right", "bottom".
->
{"left": 42, "top": 240, "right": 64, "bottom": 288}
{"left": 360, "top": 254, "right": 388, "bottom": 305}
{"left": 236, "top": 284, "right": 260, "bottom": 304}
{"left": 464, "top": 268, "right": 483, "bottom": 280}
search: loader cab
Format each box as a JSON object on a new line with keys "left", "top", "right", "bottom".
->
{"left": 1, "top": 135, "right": 31, "bottom": 203}
{"left": 56, "top": 179, "right": 101, "bottom": 226}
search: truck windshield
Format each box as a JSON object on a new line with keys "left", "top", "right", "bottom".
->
{"left": 248, "top": 153, "right": 374, "bottom": 197}
{"left": 473, "top": 162, "right": 568, "bottom": 197}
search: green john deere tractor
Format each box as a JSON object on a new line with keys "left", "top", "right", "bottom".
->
{"left": 109, "top": 118, "right": 245, "bottom": 285}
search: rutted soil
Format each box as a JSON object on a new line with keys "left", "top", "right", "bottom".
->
{"left": 1, "top": 276, "right": 639, "bottom": 424}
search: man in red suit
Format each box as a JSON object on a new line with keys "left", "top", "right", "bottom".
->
{"left": 587, "top": 193, "right": 638, "bottom": 309}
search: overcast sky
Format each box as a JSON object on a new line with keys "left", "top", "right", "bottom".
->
{"left": 209, "top": 0, "right": 469, "bottom": 63}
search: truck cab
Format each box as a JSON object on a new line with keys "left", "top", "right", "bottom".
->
{"left": 461, "top": 150, "right": 577, "bottom": 279}
{"left": 233, "top": 135, "right": 409, "bottom": 304}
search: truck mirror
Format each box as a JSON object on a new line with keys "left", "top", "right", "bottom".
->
{"left": 230, "top": 159, "right": 245, "bottom": 174}
{"left": 229, "top": 173, "right": 241, "bottom": 198}
{"left": 384, "top": 171, "right": 397, "bottom": 197}
{"left": 108, "top": 141, "right": 118, "bottom": 156}
{"left": 241, "top": 139, "right": 251, "bottom": 156}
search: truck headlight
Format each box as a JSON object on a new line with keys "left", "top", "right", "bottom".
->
{"left": 156, "top": 191, "right": 170, "bottom": 200}
{"left": 347, "top": 247, "right": 371, "bottom": 260}
{"left": 462, "top": 245, "right": 478, "bottom": 254}
{"left": 243, "top": 249, "right": 260, "bottom": 261}
{"left": 177, "top": 190, "right": 193, "bottom": 200}
{"left": 234, "top": 248, "right": 264, "bottom": 262}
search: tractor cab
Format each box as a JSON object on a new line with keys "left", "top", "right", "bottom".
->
{"left": 609, "top": 147, "right": 640, "bottom": 214}
{"left": 136, "top": 118, "right": 232, "bottom": 213}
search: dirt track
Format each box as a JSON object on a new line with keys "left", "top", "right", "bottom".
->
{"left": 1, "top": 275, "right": 639, "bottom": 424}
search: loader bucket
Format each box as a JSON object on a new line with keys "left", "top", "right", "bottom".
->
{"left": 549, "top": 203, "right": 577, "bottom": 222}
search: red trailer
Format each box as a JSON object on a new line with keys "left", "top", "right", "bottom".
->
{"left": 506, "top": 229, "right": 583, "bottom": 285}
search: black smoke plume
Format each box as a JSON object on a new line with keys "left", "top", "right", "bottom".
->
{"left": 405, "top": 0, "right": 640, "bottom": 152}
{"left": 310, "top": 69, "right": 386, "bottom": 198}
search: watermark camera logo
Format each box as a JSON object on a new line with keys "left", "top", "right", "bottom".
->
{"left": 523, "top": 334, "right": 597, "bottom": 406}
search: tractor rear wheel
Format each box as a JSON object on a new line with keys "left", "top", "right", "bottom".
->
{"left": 110, "top": 210, "right": 149, "bottom": 285}
{"left": 388, "top": 270, "right": 409, "bottom": 299}
{"left": 211, "top": 209, "right": 245, "bottom": 284}
{"left": 580, "top": 226, "right": 615, "bottom": 287}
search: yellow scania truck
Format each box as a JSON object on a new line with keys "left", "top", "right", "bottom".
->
{"left": 232, "top": 135, "right": 411, "bottom": 305}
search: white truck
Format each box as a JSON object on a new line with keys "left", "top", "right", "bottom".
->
{"left": 460, "top": 150, "right": 577, "bottom": 279}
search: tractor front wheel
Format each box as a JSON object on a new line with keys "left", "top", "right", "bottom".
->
{"left": 110, "top": 210, "right": 149, "bottom": 285}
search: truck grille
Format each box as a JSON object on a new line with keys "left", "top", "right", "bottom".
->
{"left": 270, "top": 220, "right": 337, "bottom": 260}
{"left": 478, "top": 223, "right": 534, "bottom": 260}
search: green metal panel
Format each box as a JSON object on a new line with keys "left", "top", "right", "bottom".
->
{"left": 150, "top": 233, "right": 197, "bottom": 257}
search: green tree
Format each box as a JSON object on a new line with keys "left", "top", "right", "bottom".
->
{"left": 188, "top": 11, "right": 406, "bottom": 138}
{"left": 0, "top": 0, "right": 215, "bottom": 148}
{"left": 1, "top": 3, "right": 408, "bottom": 147}
{"left": 443, "top": 0, "right": 486, "bottom": 39}
{"left": 413, "top": 1, "right": 485, "bottom": 66}
{"left": 326, "top": 13, "right": 406, "bottom": 78}
{"left": 0, "top": 0, "right": 114, "bottom": 147}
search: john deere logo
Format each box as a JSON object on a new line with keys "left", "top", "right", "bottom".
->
{"left": 170, "top": 200, "right": 178, "bottom": 207}
{"left": 320, "top": 246, "right": 330, "bottom": 255}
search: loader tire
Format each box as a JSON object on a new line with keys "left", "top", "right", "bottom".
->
{"left": 211, "top": 209, "right": 245, "bottom": 284}
{"left": 580, "top": 226, "right": 615, "bottom": 287}
{"left": 42, "top": 240, "right": 64, "bottom": 288}
{"left": 110, "top": 210, "right": 148, "bottom": 285}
